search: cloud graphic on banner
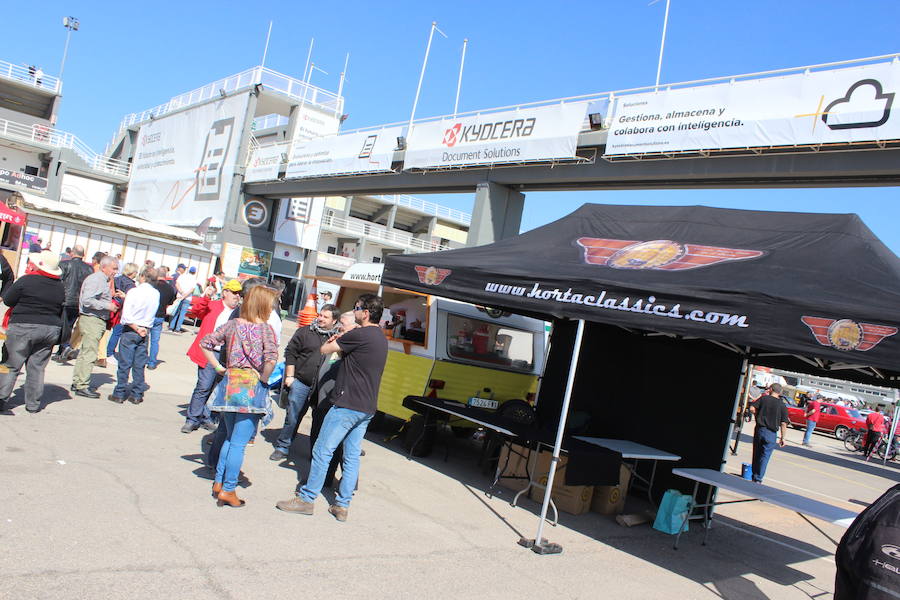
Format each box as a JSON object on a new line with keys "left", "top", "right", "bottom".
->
{"left": 822, "top": 79, "right": 894, "bottom": 129}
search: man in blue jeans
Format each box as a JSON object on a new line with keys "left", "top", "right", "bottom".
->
{"left": 147, "top": 276, "right": 176, "bottom": 369}
{"left": 276, "top": 293, "right": 388, "bottom": 522}
{"left": 109, "top": 267, "right": 160, "bottom": 405}
{"left": 802, "top": 395, "right": 821, "bottom": 447}
{"left": 749, "top": 383, "right": 789, "bottom": 483}
{"left": 269, "top": 304, "right": 338, "bottom": 461}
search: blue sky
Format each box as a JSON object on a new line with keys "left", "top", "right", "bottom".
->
{"left": 3, "top": 1, "right": 899, "bottom": 250}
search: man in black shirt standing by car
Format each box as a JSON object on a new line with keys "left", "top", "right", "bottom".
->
{"left": 749, "top": 382, "right": 789, "bottom": 483}
{"left": 276, "top": 293, "right": 388, "bottom": 522}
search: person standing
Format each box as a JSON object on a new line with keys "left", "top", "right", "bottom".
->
{"left": 109, "top": 267, "right": 159, "bottom": 404}
{"left": 748, "top": 383, "right": 789, "bottom": 483}
{"left": 147, "top": 274, "right": 177, "bottom": 370}
{"left": 71, "top": 256, "right": 121, "bottom": 398}
{"left": 200, "top": 286, "right": 278, "bottom": 508}
{"left": 54, "top": 245, "right": 92, "bottom": 362}
{"left": 105, "top": 262, "right": 139, "bottom": 360}
{"left": 276, "top": 294, "right": 388, "bottom": 522}
{"left": 863, "top": 407, "right": 887, "bottom": 461}
{"left": 169, "top": 266, "right": 197, "bottom": 333}
{"left": 802, "top": 396, "right": 821, "bottom": 447}
{"left": 0, "top": 252, "right": 64, "bottom": 413}
{"left": 181, "top": 278, "right": 242, "bottom": 433}
{"left": 269, "top": 304, "right": 338, "bottom": 461}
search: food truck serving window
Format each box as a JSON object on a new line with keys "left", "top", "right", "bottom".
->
{"left": 446, "top": 313, "right": 535, "bottom": 372}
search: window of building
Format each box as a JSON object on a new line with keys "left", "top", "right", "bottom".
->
{"left": 24, "top": 166, "right": 39, "bottom": 176}
{"left": 446, "top": 313, "right": 535, "bottom": 373}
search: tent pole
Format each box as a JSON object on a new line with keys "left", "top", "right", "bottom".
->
{"left": 883, "top": 389, "right": 899, "bottom": 465}
{"left": 730, "top": 356, "right": 752, "bottom": 455}
{"left": 523, "top": 319, "right": 585, "bottom": 555}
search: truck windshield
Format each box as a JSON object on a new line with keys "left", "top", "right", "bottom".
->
{"left": 446, "top": 313, "right": 535, "bottom": 372}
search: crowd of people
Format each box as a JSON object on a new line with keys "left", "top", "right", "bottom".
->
{"left": 0, "top": 245, "right": 390, "bottom": 520}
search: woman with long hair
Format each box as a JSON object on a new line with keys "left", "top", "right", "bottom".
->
{"left": 200, "top": 285, "right": 278, "bottom": 507}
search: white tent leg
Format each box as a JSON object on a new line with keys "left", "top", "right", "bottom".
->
{"left": 520, "top": 319, "right": 585, "bottom": 555}
{"left": 883, "top": 389, "right": 900, "bottom": 465}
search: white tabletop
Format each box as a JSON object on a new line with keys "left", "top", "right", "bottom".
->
{"left": 673, "top": 468, "right": 858, "bottom": 528}
{"left": 573, "top": 436, "right": 682, "bottom": 461}
{"left": 414, "top": 397, "right": 516, "bottom": 437}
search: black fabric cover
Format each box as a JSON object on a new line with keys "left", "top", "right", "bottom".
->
{"left": 384, "top": 204, "right": 900, "bottom": 377}
{"left": 564, "top": 438, "right": 621, "bottom": 487}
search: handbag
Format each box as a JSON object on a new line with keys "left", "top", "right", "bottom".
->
{"left": 652, "top": 489, "right": 692, "bottom": 535}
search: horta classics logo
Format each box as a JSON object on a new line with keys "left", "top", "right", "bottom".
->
{"left": 801, "top": 316, "right": 898, "bottom": 352}
{"left": 576, "top": 238, "right": 764, "bottom": 271}
{"left": 414, "top": 266, "right": 451, "bottom": 285}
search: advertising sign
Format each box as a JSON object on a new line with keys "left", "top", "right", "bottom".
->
{"left": 291, "top": 105, "right": 341, "bottom": 143}
{"left": 124, "top": 93, "right": 250, "bottom": 227}
{"left": 605, "top": 61, "right": 900, "bottom": 156}
{"left": 245, "top": 143, "right": 287, "bottom": 182}
{"left": 285, "top": 127, "right": 402, "bottom": 179}
{"left": 403, "top": 103, "right": 587, "bottom": 170}
{"left": 0, "top": 169, "right": 47, "bottom": 193}
{"left": 220, "top": 242, "right": 272, "bottom": 279}
{"left": 273, "top": 197, "right": 326, "bottom": 251}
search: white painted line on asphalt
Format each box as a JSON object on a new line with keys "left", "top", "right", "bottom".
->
{"left": 714, "top": 520, "right": 835, "bottom": 563}
{"left": 763, "top": 477, "right": 862, "bottom": 508}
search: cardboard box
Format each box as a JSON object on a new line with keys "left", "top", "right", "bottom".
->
{"left": 591, "top": 463, "right": 632, "bottom": 515}
{"left": 495, "top": 443, "right": 530, "bottom": 492}
{"left": 527, "top": 451, "right": 594, "bottom": 516}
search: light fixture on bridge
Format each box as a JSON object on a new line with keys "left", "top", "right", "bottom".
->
{"left": 588, "top": 113, "right": 605, "bottom": 131}
{"left": 219, "top": 88, "right": 227, "bottom": 98}
{"left": 395, "top": 136, "right": 407, "bottom": 151}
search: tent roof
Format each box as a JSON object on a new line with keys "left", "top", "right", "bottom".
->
{"left": 383, "top": 204, "right": 900, "bottom": 380}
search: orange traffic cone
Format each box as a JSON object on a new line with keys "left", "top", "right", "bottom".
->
{"left": 297, "top": 279, "right": 318, "bottom": 326}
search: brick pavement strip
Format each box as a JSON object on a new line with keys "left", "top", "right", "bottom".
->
{"left": 0, "top": 323, "right": 892, "bottom": 599}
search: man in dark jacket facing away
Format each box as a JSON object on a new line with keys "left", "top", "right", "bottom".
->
{"left": 269, "top": 304, "right": 338, "bottom": 461}
{"left": 53, "top": 244, "right": 92, "bottom": 361}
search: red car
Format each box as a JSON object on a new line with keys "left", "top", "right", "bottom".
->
{"left": 786, "top": 401, "right": 867, "bottom": 440}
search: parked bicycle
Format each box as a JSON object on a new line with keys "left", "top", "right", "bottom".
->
{"left": 846, "top": 428, "right": 899, "bottom": 460}
{"left": 843, "top": 428, "right": 867, "bottom": 453}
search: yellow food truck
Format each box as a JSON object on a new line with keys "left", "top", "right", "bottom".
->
{"left": 312, "top": 263, "right": 547, "bottom": 456}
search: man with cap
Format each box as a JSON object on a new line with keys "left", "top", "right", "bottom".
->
{"left": 181, "top": 278, "right": 243, "bottom": 433}
{"left": 0, "top": 251, "right": 65, "bottom": 413}
{"left": 748, "top": 382, "right": 789, "bottom": 483}
{"left": 169, "top": 265, "right": 197, "bottom": 333}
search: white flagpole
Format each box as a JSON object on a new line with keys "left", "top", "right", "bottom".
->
{"left": 654, "top": 0, "right": 671, "bottom": 90}
{"left": 337, "top": 52, "right": 350, "bottom": 100}
{"left": 303, "top": 38, "right": 314, "bottom": 82}
{"left": 883, "top": 390, "right": 899, "bottom": 465}
{"left": 261, "top": 21, "right": 273, "bottom": 68}
{"left": 453, "top": 38, "right": 468, "bottom": 116}
{"left": 408, "top": 21, "right": 446, "bottom": 135}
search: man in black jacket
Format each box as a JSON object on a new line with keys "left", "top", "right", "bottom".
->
{"left": 269, "top": 304, "right": 338, "bottom": 461}
{"left": 53, "top": 245, "right": 92, "bottom": 361}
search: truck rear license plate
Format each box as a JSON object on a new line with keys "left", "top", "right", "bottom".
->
{"left": 467, "top": 397, "right": 498, "bottom": 410}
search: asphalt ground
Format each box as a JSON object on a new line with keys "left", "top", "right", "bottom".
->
{"left": 2, "top": 319, "right": 899, "bottom": 599}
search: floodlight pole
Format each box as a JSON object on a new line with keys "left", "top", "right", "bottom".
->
{"left": 59, "top": 16, "right": 79, "bottom": 85}
{"left": 453, "top": 38, "right": 468, "bottom": 116}
{"left": 654, "top": 0, "right": 670, "bottom": 90}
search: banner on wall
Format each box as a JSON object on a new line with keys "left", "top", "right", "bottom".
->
{"left": 220, "top": 242, "right": 273, "bottom": 279}
{"left": 245, "top": 143, "right": 287, "bottom": 182}
{"left": 0, "top": 169, "right": 47, "bottom": 193}
{"left": 273, "top": 197, "right": 326, "bottom": 251}
{"left": 605, "top": 61, "right": 900, "bottom": 156}
{"left": 403, "top": 103, "right": 587, "bottom": 169}
{"left": 285, "top": 127, "right": 402, "bottom": 179}
{"left": 291, "top": 105, "right": 341, "bottom": 143}
{"left": 124, "top": 93, "right": 250, "bottom": 227}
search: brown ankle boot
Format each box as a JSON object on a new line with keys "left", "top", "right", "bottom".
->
{"left": 216, "top": 490, "right": 245, "bottom": 508}
{"left": 212, "top": 481, "right": 223, "bottom": 496}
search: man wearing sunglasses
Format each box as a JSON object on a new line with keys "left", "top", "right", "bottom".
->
{"left": 277, "top": 293, "right": 388, "bottom": 522}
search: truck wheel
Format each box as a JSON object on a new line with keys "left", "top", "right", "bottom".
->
{"left": 498, "top": 399, "right": 536, "bottom": 425}
{"left": 834, "top": 425, "right": 849, "bottom": 441}
{"left": 403, "top": 414, "right": 435, "bottom": 457}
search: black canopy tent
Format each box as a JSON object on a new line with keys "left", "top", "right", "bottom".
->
{"left": 383, "top": 204, "right": 900, "bottom": 552}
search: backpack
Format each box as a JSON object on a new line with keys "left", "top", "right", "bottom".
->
{"left": 835, "top": 484, "right": 900, "bottom": 599}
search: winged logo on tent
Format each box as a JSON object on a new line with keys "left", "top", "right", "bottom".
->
{"left": 801, "top": 316, "right": 897, "bottom": 352}
{"left": 414, "top": 265, "right": 452, "bottom": 285}
{"left": 576, "top": 238, "right": 764, "bottom": 271}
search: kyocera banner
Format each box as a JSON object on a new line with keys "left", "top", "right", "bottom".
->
{"left": 285, "top": 127, "right": 402, "bottom": 179}
{"left": 273, "top": 197, "right": 326, "bottom": 251}
{"left": 403, "top": 103, "right": 588, "bottom": 169}
{"left": 124, "top": 93, "right": 250, "bottom": 227}
{"left": 245, "top": 143, "right": 287, "bottom": 183}
{"left": 291, "top": 105, "right": 341, "bottom": 144}
{"left": 605, "top": 61, "right": 900, "bottom": 156}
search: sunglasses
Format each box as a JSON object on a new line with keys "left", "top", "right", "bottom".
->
{"left": 353, "top": 305, "right": 366, "bottom": 311}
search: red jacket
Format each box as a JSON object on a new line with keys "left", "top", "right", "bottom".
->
{"left": 186, "top": 298, "right": 230, "bottom": 368}
{"left": 866, "top": 411, "right": 886, "bottom": 433}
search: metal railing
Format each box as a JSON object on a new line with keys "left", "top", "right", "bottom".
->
{"left": 251, "top": 113, "right": 290, "bottom": 131}
{"left": 321, "top": 213, "right": 451, "bottom": 253}
{"left": 0, "top": 118, "right": 130, "bottom": 177}
{"left": 379, "top": 194, "right": 471, "bottom": 224}
{"left": 0, "top": 59, "right": 61, "bottom": 93}
{"left": 116, "top": 66, "right": 343, "bottom": 135}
